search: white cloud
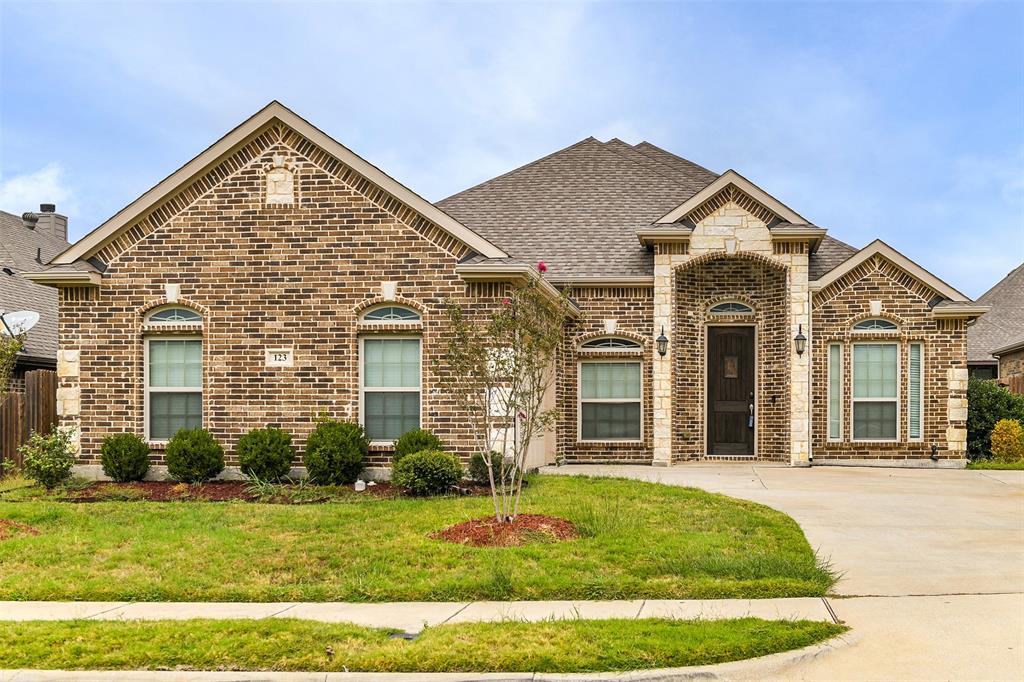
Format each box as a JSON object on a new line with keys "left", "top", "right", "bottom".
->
{"left": 0, "top": 164, "right": 77, "bottom": 216}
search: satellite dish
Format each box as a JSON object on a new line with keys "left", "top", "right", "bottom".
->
{"left": 0, "top": 310, "right": 40, "bottom": 336}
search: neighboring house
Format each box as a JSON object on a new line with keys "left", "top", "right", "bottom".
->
{"left": 0, "top": 206, "right": 69, "bottom": 391}
{"left": 25, "top": 102, "right": 987, "bottom": 474}
{"left": 967, "top": 263, "right": 1024, "bottom": 380}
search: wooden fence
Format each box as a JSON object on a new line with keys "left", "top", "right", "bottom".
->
{"left": 0, "top": 369, "right": 58, "bottom": 471}
{"left": 1004, "top": 374, "right": 1024, "bottom": 396}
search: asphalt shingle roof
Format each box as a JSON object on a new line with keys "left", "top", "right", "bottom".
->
{"left": 0, "top": 210, "right": 68, "bottom": 362}
{"left": 439, "top": 138, "right": 859, "bottom": 281}
{"left": 967, "top": 263, "right": 1024, "bottom": 362}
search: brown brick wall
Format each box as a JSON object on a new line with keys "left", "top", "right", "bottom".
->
{"left": 811, "top": 259, "right": 966, "bottom": 460}
{"left": 671, "top": 254, "right": 790, "bottom": 462}
{"left": 556, "top": 287, "right": 654, "bottom": 464}
{"left": 59, "top": 129, "right": 503, "bottom": 468}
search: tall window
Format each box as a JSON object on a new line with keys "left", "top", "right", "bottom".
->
{"left": 852, "top": 343, "right": 898, "bottom": 440}
{"left": 146, "top": 338, "right": 202, "bottom": 441}
{"left": 908, "top": 343, "right": 923, "bottom": 440}
{"left": 828, "top": 344, "right": 842, "bottom": 441}
{"left": 579, "top": 361, "right": 641, "bottom": 441}
{"left": 361, "top": 337, "right": 421, "bottom": 442}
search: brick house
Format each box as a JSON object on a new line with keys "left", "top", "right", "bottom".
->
{"left": 25, "top": 102, "right": 988, "bottom": 475}
{"left": 967, "top": 263, "right": 1024, "bottom": 381}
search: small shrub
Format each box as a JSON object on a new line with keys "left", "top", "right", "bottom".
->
{"left": 237, "top": 427, "right": 295, "bottom": 481}
{"left": 100, "top": 433, "right": 150, "bottom": 482}
{"left": 967, "top": 376, "right": 1024, "bottom": 459}
{"left": 20, "top": 427, "right": 76, "bottom": 489}
{"left": 303, "top": 418, "right": 367, "bottom": 485}
{"left": 468, "top": 450, "right": 512, "bottom": 486}
{"left": 991, "top": 419, "right": 1024, "bottom": 463}
{"left": 393, "top": 428, "right": 445, "bottom": 465}
{"left": 165, "top": 428, "right": 225, "bottom": 483}
{"left": 391, "top": 449, "right": 462, "bottom": 496}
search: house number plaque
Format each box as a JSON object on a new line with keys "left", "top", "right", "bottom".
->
{"left": 265, "top": 348, "right": 294, "bottom": 368}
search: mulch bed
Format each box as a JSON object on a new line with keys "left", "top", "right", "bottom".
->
{"left": 432, "top": 514, "right": 578, "bottom": 547}
{"left": 0, "top": 519, "right": 40, "bottom": 540}
{"left": 59, "top": 481, "right": 400, "bottom": 503}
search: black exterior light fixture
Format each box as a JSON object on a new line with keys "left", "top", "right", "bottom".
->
{"left": 656, "top": 327, "right": 669, "bottom": 357}
{"left": 794, "top": 324, "right": 807, "bottom": 356}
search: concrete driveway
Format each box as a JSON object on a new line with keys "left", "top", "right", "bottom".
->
{"left": 544, "top": 464, "right": 1024, "bottom": 680}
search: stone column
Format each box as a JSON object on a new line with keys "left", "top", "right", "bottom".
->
{"left": 946, "top": 367, "right": 969, "bottom": 457}
{"left": 56, "top": 348, "right": 81, "bottom": 455}
{"left": 652, "top": 251, "right": 673, "bottom": 466}
{"left": 788, "top": 260, "right": 811, "bottom": 466}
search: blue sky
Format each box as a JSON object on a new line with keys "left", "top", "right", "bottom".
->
{"left": 1, "top": 1, "right": 1021, "bottom": 297}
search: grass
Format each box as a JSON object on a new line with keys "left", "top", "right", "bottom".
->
{"left": 0, "top": 475, "right": 835, "bottom": 601}
{"left": 0, "top": 617, "right": 847, "bottom": 673}
{"left": 966, "top": 459, "right": 1024, "bottom": 470}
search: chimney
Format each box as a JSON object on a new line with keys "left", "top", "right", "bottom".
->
{"left": 31, "top": 203, "right": 68, "bottom": 241}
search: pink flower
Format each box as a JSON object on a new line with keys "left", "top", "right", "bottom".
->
{"left": 537, "top": 261, "right": 548, "bottom": 273}
{"left": 502, "top": 297, "right": 511, "bottom": 306}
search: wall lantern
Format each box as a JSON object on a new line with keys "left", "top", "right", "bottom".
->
{"left": 656, "top": 327, "right": 669, "bottom": 357}
{"left": 794, "top": 325, "right": 807, "bottom": 356}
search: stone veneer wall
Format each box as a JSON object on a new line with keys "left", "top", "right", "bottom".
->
{"left": 671, "top": 254, "right": 790, "bottom": 461}
{"left": 810, "top": 256, "right": 968, "bottom": 460}
{"left": 556, "top": 286, "right": 654, "bottom": 463}
{"left": 56, "top": 125, "right": 505, "bottom": 468}
{"left": 999, "top": 349, "right": 1024, "bottom": 379}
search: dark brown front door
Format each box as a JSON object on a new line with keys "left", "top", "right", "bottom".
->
{"left": 707, "top": 326, "right": 755, "bottom": 456}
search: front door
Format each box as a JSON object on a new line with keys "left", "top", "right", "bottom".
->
{"left": 707, "top": 326, "right": 755, "bottom": 457}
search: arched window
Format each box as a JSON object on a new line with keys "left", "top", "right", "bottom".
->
{"left": 580, "top": 337, "right": 642, "bottom": 350}
{"left": 361, "top": 305, "right": 421, "bottom": 322}
{"left": 147, "top": 307, "right": 202, "bottom": 324}
{"left": 709, "top": 302, "right": 753, "bottom": 315}
{"left": 144, "top": 305, "right": 203, "bottom": 442}
{"left": 853, "top": 318, "right": 898, "bottom": 332}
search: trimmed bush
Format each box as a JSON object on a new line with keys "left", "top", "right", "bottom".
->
{"left": 468, "top": 450, "right": 511, "bottom": 486}
{"left": 100, "top": 433, "right": 150, "bottom": 482}
{"left": 967, "top": 377, "right": 1024, "bottom": 459}
{"left": 303, "top": 419, "right": 367, "bottom": 485}
{"left": 392, "top": 449, "right": 462, "bottom": 496}
{"left": 991, "top": 419, "right": 1024, "bottom": 463}
{"left": 165, "top": 429, "right": 225, "bottom": 483}
{"left": 237, "top": 427, "right": 294, "bottom": 481}
{"left": 393, "top": 429, "right": 445, "bottom": 465}
{"left": 20, "top": 427, "right": 76, "bottom": 489}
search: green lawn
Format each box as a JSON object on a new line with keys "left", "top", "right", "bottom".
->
{"left": 0, "top": 475, "right": 834, "bottom": 601}
{"left": 966, "top": 459, "right": 1024, "bottom": 470}
{"left": 0, "top": 617, "right": 846, "bottom": 673}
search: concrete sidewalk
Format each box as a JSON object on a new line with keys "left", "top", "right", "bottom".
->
{"left": 0, "top": 597, "right": 834, "bottom": 633}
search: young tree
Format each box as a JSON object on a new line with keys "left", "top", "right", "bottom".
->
{"left": 0, "top": 333, "right": 24, "bottom": 396}
{"left": 442, "top": 262, "right": 574, "bottom": 522}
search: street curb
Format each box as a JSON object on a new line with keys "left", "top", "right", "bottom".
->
{"left": 0, "top": 632, "right": 855, "bottom": 682}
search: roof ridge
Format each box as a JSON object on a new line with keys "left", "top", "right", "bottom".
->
{"left": 437, "top": 137, "right": 601, "bottom": 205}
{"left": 977, "top": 261, "right": 1024, "bottom": 303}
{"left": 633, "top": 141, "right": 719, "bottom": 178}
{"left": 599, "top": 139, "right": 696, "bottom": 190}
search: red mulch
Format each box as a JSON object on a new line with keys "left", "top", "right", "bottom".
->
{"left": 0, "top": 519, "right": 40, "bottom": 540}
{"left": 432, "top": 514, "right": 578, "bottom": 547}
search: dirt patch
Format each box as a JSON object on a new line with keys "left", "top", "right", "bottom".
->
{"left": 432, "top": 514, "right": 578, "bottom": 547}
{"left": 0, "top": 519, "right": 40, "bottom": 540}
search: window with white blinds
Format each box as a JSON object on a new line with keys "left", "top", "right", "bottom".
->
{"left": 908, "top": 343, "right": 923, "bottom": 440}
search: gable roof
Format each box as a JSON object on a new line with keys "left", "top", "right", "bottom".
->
{"left": 967, "top": 263, "right": 1024, "bottom": 362}
{"left": 52, "top": 101, "right": 507, "bottom": 268}
{"left": 810, "top": 239, "right": 974, "bottom": 305}
{"left": 655, "top": 169, "right": 808, "bottom": 225}
{"left": 438, "top": 138, "right": 718, "bottom": 279}
{"left": 0, "top": 210, "right": 68, "bottom": 362}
